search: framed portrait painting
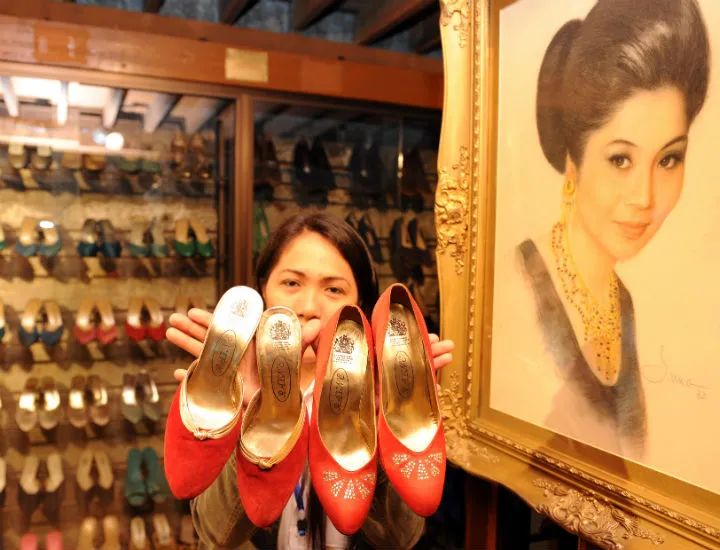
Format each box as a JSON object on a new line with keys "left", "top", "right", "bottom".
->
{"left": 435, "top": 0, "right": 720, "bottom": 547}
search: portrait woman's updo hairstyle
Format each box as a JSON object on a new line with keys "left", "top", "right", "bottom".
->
{"left": 254, "top": 212, "right": 379, "bottom": 317}
{"left": 536, "top": 0, "right": 710, "bottom": 174}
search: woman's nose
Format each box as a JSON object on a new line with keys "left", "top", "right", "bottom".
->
{"left": 627, "top": 165, "right": 654, "bottom": 209}
{"left": 293, "top": 287, "right": 321, "bottom": 321}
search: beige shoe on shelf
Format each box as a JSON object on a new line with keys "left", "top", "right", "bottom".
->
{"left": 100, "top": 515, "right": 122, "bottom": 550}
{"left": 77, "top": 516, "right": 99, "bottom": 550}
{"left": 130, "top": 516, "right": 150, "bottom": 550}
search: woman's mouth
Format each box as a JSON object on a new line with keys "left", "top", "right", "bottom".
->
{"left": 615, "top": 221, "right": 650, "bottom": 240}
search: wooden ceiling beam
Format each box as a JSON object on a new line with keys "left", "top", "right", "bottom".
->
{"left": 0, "top": 76, "right": 18, "bottom": 117}
{"left": 143, "top": 93, "right": 179, "bottom": 133}
{"left": 355, "top": 0, "right": 436, "bottom": 45}
{"left": 410, "top": 11, "right": 440, "bottom": 54}
{"left": 142, "top": 0, "right": 165, "bottom": 13}
{"left": 102, "top": 88, "right": 126, "bottom": 129}
{"left": 220, "top": 0, "right": 260, "bottom": 24}
{"left": 292, "top": 0, "right": 343, "bottom": 30}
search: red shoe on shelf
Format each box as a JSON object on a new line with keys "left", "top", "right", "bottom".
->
{"left": 164, "top": 286, "right": 263, "bottom": 500}
{"left": 310, "top": 305, "right": 377, "bottom": 535}
{"left": 125, "top": 296, "right": 147, "bottom": 342}
{"left": 144, "top": 297, "right": 166, "bottom": 342}
{"left": 236, "top": 306, "right": 308, "bottom": 528}
{"left": 371, "top": 283, "right": 446, "bottom": 517}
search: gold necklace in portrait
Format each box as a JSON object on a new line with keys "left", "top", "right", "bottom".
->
{"left": 551, "top": 220, "right": 622, "bottom": 384}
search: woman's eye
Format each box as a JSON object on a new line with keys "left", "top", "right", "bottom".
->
{"left": 659, "top": 153, "right": 684, "bottom": 169}
{"left": 327, "top": 287, "right": 344, "bottom": 295}
{"left": 282, "top": 280, "right": 299, "bottom": 288}
{"left": 609, "top": 154, "right": 631, "bottom": 169}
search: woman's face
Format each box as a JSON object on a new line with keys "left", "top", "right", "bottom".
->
{"left": 263, "top": 230, "right": 359, "bottom": 337}
{"left": 571, "top": 86, "right": 689, "bottom": 262}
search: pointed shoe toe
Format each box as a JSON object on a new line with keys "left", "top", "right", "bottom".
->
{"left": 163, "top": 286, "right": 263, "bottom": 500}
{"left": 309, "top": 304, "right": 377, "bottom": 535}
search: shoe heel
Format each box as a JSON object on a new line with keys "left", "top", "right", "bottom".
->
{"left": 124, "top": 448, "right": 148, "bottom": 507}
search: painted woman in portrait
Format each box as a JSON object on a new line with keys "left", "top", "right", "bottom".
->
{"left": 508, "top": 0, "right": 710, "bottom": 457}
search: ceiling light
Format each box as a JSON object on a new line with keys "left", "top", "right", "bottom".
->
{"left": 105, "top": 131, "right": 124, "bottom": 151}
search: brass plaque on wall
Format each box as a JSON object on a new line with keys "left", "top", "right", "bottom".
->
{"left": 225, "top": 48, "right": 269, "bottom": 84}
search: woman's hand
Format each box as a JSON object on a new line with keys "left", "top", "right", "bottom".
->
{"left": 429, "top": 333, "right": 454, "bottom": 371}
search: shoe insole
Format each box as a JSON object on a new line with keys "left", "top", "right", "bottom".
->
{"left": 243, "top": 307, "right": 302, "bottom": 460}
{"left": 382, "top": 303, "right": 439, "bottom": 453}
{"left": 186, "top": 286, "right": 263, "bottom": 431}
{"left": 319, "top": 318, "right": 374, "bottom": 471}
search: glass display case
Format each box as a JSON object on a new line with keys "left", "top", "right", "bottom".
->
{"left": 252, "top": 98, "right": 441, "bottom": 332}
{"left": 0, "top": 73, "right": 236, "bottom": 549}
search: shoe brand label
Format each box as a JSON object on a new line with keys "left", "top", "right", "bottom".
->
{"left": 271, "top": 320, "right": 291, "bottom": 341}
{"left": 388, "top": 317, "right": 408, "bottom": 337}
{"left": 394, "top": 351, "right": 414, "bottom": 399}
{"left": 272, "top": 357, "right": 291, "bottom": 402}
{"left": 232, "top": 300, "right": 248, "bottom": 318}
{"left": 334, "top": 334, "right": 355, "bottom": 355}
{"left": 212, "top": 331, "right": 237, "bottom": 376}
{"left": 329, "top": 368, "right": 349, "bottom": 414}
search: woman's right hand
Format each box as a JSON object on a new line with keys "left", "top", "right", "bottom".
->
{"left": 167, "top": 308, "right": 210, "bottom": 380}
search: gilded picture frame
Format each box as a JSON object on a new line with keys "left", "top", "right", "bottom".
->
{"left": 435, "top": 1, "right": 720, "bottom": 548}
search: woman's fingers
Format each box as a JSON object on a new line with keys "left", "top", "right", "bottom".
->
{"left": 301, "top": 318, "right": 323, "bottom": 353}
{"left": 432, "top": 352, "right": 453, "bottom": 371}
{"left": 166, "top": 326, "right": 203, "bottom": 358}
{"left": 188, "top": 308, "right": 213, "bottom": 328}
{"left": 173, "top": 368, "right": 187, "bottom": 382}
{"left": 431, "top": 338, "right": 455, "bottom": 357}
{"left": 169, "top": 312, "right": 209, "bottom": 343}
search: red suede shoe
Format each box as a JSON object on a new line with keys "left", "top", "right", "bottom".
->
{"left": 310, "top": 305, "right": 377, "bottom": 535}
{"left": 164, "top": 286, "right": 263, "bottom": 500}
{"left": 236, "top": 306, "right": 308, "bottom": 528}
{"left": 126, "top": 296, "right": 147, "bottom": 342}
{"left": 74, "top": 324, "right": 96, "bottom": 345}
{"left": 144, "top": 297, "right": 166, "bottom": 342}
{"left": 371, "top": 283, "right": 446, "bottom": 517}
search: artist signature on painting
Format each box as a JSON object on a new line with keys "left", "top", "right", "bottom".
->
{"left": 641, "top": 346, "right": 710, "bottom": 400}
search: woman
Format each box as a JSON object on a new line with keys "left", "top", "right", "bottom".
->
{"left": 167, "top": 213, "right": 454, "bottom": 548}
{"left": 495, "top": 0, "right": 710, "bottom": 458}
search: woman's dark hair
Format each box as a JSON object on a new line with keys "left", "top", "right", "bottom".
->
{"left": 254, "top": 212, "right": 379, "bottom": 318}
{"left": 537, "top": 0, "right": 710, "bottom": 173}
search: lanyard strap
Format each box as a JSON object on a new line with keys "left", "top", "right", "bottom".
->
{"left": 294, "top": 481, "right": 307, "bottom": 537}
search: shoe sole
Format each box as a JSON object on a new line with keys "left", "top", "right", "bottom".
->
{"left": 242, "top": 306, "right": 302, "bottom": 461}
{"left": 381, "top": 303, "right": 439, "bottom": 453}
{"left": 318, "top": 315, "right": 374, "bottom": 471}
{"left": 184, "top": 286, "right": 263, "bottom": 432}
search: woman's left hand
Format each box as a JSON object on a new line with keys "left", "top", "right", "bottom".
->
{"left": 429, "top": 333, "right": 454, "bottom": 371}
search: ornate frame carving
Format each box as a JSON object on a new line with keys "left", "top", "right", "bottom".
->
{"left": 435, "top": 1, "right": 720, "bottom": 548}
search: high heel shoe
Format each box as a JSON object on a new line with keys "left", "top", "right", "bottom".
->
{"left": 68, "top": 375, "right": 88, "bottom": 429}
{"left": 142, "top": 447, "right": 169, "bottom": 503}
{"left": 88, "top": 375, "right": 110, "bottom": 427}
{"left": 0, "top": 299, "right": 6, "bottom": 342}
{"left": 100, "top": 515, "right": 121, "bottom": 550}
{"left": 95, "top": 449, "right": 114, "bottom": 491}
{"left": 164, "top": 286, "right": 263, "bottom": 499}
{"left": 137, "top": 370, "right": 161, "bottom": 422}
{"left": 125, "top": 448, "right": 147, "bottom": 507}
{"left": 121, "top": 373, "right": 143, "bottom": 424}
{"left": 371, "top": 283, "right": 446, "bottom": 517}
{"left": 45, "top": 451, "right": 64, "bottom": 493}
{"left": 15, "top": 216, "right": 39, "bottom": 257}
{"left": 76, "top": 516, "right": 99, "bottom": 550}
{"left": 40, "top": 300, "right": 64, "bottom": 346}
{"left": 38, "top": 377, "right": 63, "bottom": 430}
{"left": 150, "top": 217, "right": 168, "bottom": 258}
{"left": 77, "top": 218, "right": 99, "bottom": 257}
{"left": 152, "top": 513, "right": 176, "bottom": 550}
{"left": 189, "top": 217, "right": 214, "bottom": 258}
{"left": 236, "top": 306, "right": 308, "bottom": 528}
{"left": 19, "top": 299, "right": 42, "bottom": 347}
{"left": 96, "top": 298, "right": 118, "bottom": 345}
{"left": 310, "top": 305, "right": 377, "bottom": 535}
{"left": 129, "top": 516, "right": 150, "bottom": 550}
{"left": 173, "top": 218, "right": 194, "bottom": 257}
{"left": 75, "top": 297, "right": 98, "bottom": 344}
{"left": 19, "top": 455, "right": 41, "bottom": 496}
{"left": 143, "top": 297, "right": 166, "bottom": 342}
{"left": 16, "top": 377, "right": 40, "bottom": 432}
{"left": 38, "top": 221, "right": 62, "bottom": 257}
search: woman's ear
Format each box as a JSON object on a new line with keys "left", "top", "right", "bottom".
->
{"left": 565, "top": 153, "right": 578, "bottom": 182}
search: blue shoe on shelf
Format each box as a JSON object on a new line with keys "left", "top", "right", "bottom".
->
{"left": 77, "top": 219, "right": 99, "bottom": 257}
{"left": 149, "top": 217, "right": 168, "bottom": 258}
{"left": 98, "top": 219, "right": 122, "bottom": 258}
{"left": 18, "top": 298, "right": 42, "bottom": 347}
{"left": 173, "top": 218, "right": 195, "bottom": 257}
{"left": 142, "top": 447, "right": 170, "bottom": 504}
{"left": 0, "top": 223, "right": 6, "bottom": 251}
{"left": 128, "top": 218, "right": 150, "bottom": 258}
{"left": 124, "top": 448, "right": 148, "bottom": 508}
{"left": 38, "top": 223, "right": 62, "bottom": 257}
{"left": 39, "top": 300, "right": 64, "bottom": 346}
{"left": 16, "top": 216, "right": 40, "bottom": 257}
